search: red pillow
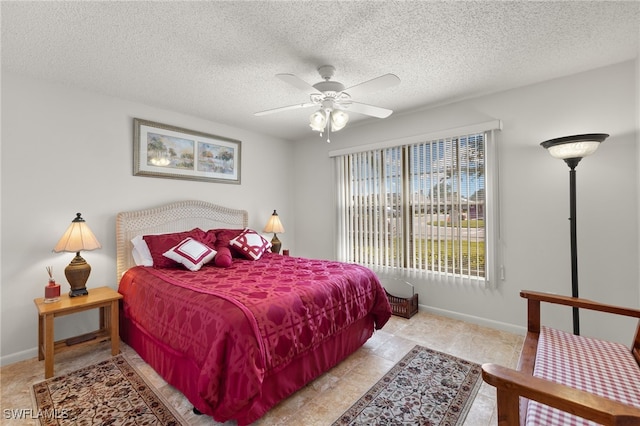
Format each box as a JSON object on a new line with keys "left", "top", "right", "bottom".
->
{"left": 200, "top": 229, "right": 216, "bottom": 247}
{"left": 209, "top": 229, "right": 245, "bottom": 256}
{"left": 214, "top": 246, "right": 233, "bottom": 268}
{"left": 143, "top": 228, "right": 207, "bottom": 268}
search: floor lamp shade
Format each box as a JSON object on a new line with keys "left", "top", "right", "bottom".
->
{"left": 540, "top": 133, "right": 608, "bottom": 335}
{"left": 53, "top": 213, "right": 102, "bottom": 297}
{"left": 540, "top": 133, "right": 608, "bottom": 162}
{"left": 263, "top": 210, "right": 285, "bottom": 254}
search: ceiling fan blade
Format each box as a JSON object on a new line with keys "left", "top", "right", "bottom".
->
{"left": 344, "top": 74, "right": 400, "bottom": 97}
{"left": 254, "top": 102, "right": 316, "bottom": 116}
{"left": 342, "top": 101, "right": 393, "bottom": 118}
{"left": 276, "top": 74, "right": 321, "bottom": 94}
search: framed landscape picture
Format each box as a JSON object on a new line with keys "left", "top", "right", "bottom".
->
{"left": 133, "top": 118, "right": 241, "bottom": 184}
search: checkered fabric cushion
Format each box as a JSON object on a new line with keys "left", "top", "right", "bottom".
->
{"left": 525, "top": 326, "right": 640, "bottom": 426}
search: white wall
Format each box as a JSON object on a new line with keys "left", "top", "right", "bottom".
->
{"left": 293, "top": 60, "right": 639, "bottom": 344}
{"left": 0, "top": 72, "right": 294, "bottom": 365}
{"left": 2, "top": 61, "right": 638, "bottom": 365}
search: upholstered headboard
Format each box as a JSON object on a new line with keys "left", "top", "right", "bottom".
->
{"left": 116, "top": 200, "right": 248, "bottom": 279}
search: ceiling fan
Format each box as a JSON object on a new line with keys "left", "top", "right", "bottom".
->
{"left": 255, "top": 65, "right": 400, "bottom": 142}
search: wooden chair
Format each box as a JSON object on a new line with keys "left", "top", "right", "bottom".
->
{"left": 482, "top": 290, "right": 640, "bottom": 426}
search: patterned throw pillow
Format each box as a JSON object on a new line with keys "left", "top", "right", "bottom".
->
{"left": 162, "top": 237, "right": 216, "bottom": 271}
{"left": 229, "top": 229, "right": 272, "bottom": 260}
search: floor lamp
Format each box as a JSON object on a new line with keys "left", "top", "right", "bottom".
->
{"left": 540, "top": 133, "right": 608, "bottom": 335}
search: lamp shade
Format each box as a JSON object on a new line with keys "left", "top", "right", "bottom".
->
{"left": 331, "top": 110, "right": 349, "bottom": 131}
{"left": 53, "top": 213, "right": 101, "bottom": 297}
{"left": 309, "top": 110, "right": 327, "bottom": 132}
{"left": 540, "top": 133, "right": 609, "bottom": 160}
{"left": 53, "top": 213, "right": 102, "bottom": 253}
{"left": 263, "top": 210, "right": 285, "bottom": 234}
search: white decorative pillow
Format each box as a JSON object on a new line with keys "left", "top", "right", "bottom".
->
{"left": 162, "top": 237, "right": 216, "bottom": 271}
{"left": 229, "top": 228, "right": 272, "bottom": 260}
{"left": 131, "top": 235, "right": 153, "bottom": 266}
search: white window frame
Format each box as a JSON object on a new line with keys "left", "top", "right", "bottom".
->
{"left": 330, "top": 120, "right": 502, "bottom": 287}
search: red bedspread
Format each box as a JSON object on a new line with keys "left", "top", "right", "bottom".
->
{"left": 118, "top": 252, "right": 391, "bottom": 424}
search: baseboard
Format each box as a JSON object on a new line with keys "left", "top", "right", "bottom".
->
{"left": 1, "top": 347, "right": 38, "bottom": 367}
{"left": 419, "top": 303, "right": 526, "bottom": 336}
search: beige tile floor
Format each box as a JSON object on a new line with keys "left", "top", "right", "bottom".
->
{"left": 1, "top": 311, "right": 523, "bottom": 425}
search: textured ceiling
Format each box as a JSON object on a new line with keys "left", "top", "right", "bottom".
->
{"left": 2, "top": 1, "right": 638, "bottom": 141}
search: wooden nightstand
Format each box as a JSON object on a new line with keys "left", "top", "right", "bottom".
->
{"left": 34, "top": 286, "right": 123, "bottom": 379}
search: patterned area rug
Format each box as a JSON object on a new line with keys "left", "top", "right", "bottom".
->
{"left": 32, "top": 354, "right": 186, "bottom": 425}
{"left": 333, "top": 345, "right": 482, "bottom": 425}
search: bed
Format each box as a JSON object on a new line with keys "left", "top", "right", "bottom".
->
{"left": 116, "top": 200, "right": 392, "bottom": 425}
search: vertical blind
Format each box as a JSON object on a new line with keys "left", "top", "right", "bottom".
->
{"left": 335, "top": 130, "right": 493, "bottom": 284}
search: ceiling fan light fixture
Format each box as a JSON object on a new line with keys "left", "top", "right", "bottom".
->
{"left": 309, "top": 110, "right": 327, "bottom": 132}
{"left": 257, "top": 65, "right": 399, "bottom": 142}
{"left": 331, "top": 110, "right": 349, "bottom": 131}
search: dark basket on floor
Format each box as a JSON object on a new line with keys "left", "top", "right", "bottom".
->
{"left": 385, "top": 290, "right": 418, "bottom": 319}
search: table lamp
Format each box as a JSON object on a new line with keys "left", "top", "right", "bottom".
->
{"left": 53, "top": 213, "right": 102, "bottom": 297}
{"left": 263, "top": 210, "right": 285, "bottom": 254}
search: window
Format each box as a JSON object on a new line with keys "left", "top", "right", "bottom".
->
{"left": 332, "top": 121, "right": 500, "bottom": 285}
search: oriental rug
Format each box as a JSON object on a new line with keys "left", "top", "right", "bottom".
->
{"left": 333, "top": 345, "right": 482, "bottom": 426}
{"left": 31, "top": 354, "right": 187, "bottom": 425}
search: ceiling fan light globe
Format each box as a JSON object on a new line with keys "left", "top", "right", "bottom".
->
{"left": 331, "top": 110, "right": 349, "bottom": 131}
{"left": 309, "top": 110, "right": 327, "bottom": 132}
